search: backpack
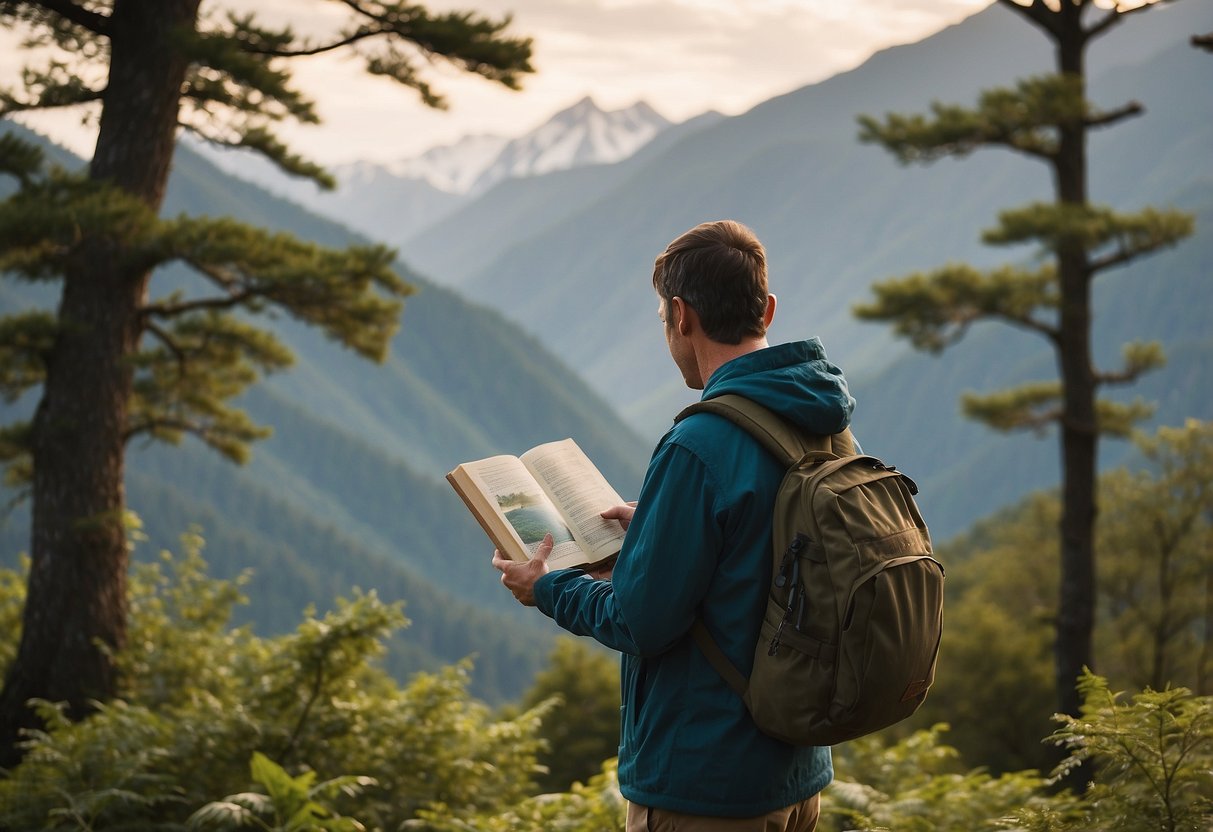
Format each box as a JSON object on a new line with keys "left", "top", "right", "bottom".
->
{"left": 676, "top": 394, "right": 944, "bottom": 747}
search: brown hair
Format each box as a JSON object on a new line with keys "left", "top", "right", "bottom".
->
{"left": 652, "top": 220, "right": 769, "bottom": 344}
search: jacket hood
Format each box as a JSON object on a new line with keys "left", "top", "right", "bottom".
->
{"left": 701, "top": 338, "right": 854, "bottom": 436}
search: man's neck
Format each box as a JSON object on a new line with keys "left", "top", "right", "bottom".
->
{"left": 693, "top": 336, "right": 769, "bottom": 390}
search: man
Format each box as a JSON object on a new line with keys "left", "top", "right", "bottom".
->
{"left": 493, "top": 220, "right": 854, "bottom": 831}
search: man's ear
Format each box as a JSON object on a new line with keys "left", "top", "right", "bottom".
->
{"left": 672, "top": 296, "right": 695, "bottom": 336}
{"left": 764, "top": 294, "right": 777, "bottom": 329}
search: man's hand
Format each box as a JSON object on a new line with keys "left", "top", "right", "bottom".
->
{"left": 492, "top": 532, "right": 553, "bottom": 607}
{"left": 600, "top": 501, "right": 638, "bottom": 530}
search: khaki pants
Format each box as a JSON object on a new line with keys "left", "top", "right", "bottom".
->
{"left": 626, "top": 793, "right": 820, "bottom": 832}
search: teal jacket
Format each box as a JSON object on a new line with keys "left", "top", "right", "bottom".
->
{"left": 533, "top": 339, "right": 853, "bottom": 817}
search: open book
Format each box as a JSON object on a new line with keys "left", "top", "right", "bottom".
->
{"left": 446, "top": 438, "right": 627, "bottom": 570}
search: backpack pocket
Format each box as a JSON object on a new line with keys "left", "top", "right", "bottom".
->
{"left": 828, "top": 555, "right": 944, "bottom": 739}
{"left": 744, "top": 599, "right": 838, "bottom": 745}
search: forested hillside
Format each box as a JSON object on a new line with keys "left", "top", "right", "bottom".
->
{"left": 0, "top": 123, "right": 650, "bottom": 702}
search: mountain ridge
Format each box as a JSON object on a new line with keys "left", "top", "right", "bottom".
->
{"left": 189, "top": 96, "right": 676, "bottom": 247}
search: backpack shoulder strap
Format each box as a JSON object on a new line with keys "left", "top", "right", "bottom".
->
{"left": 690, "top": 619, "right": 748, "bottom": 697}
{"left": 676, "top": 393, "right": 857, "bottom": 463}
{"left": 677, "top": 393, "right": 859, "bottom": 691}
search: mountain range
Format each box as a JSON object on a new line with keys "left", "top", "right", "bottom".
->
{"left": 192, "top": 96, "right": 675, "bottom": 248}
{"left": 2, "top": 0, "right": 1210, "bottom": 704}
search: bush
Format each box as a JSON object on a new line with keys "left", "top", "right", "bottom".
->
{"left": 0, "top": 535, "right": 549, "bottom": 831}
{"left": 2, "top": 532, "right": 1209, "bottom": 831}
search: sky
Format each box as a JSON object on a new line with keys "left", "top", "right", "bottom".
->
{"left": 2, "top": 0, "right": 994, "bottom": 166}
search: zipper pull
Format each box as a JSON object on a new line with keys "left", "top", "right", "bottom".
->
{"left": 768, "top": 613, "right": 788, "bottom": 656}
{"left": 774, "top": 534, "right": 808, "bottom": 588}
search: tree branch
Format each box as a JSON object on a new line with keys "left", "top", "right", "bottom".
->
{"left": 1096, "top": 368, "right": 1143, "bottom": 385}
{"left": 141, "top": 289, "right": 257, "bottom": 319}
{"left": 23, "top": 0, "right": 111, "bottom": 35}
{"left": 238, "top": 25, "right": 384, "bottom": 58}
{"left": 996, "top": 0, "right": 1061, "bottom": 38}
{"left": 1089, "top": 249, "right": 1139, "bottom": 273}
{"left": 123, "top": 415, "right": 203, "bottom": 444}
{"left": 1086, "top": 1, "right": 1166, "bottom": 42}
{"left": 144, "top": 321, "right": 188, "bottom": 379}
{"left": 278, "top": 651, "right": 328, "bottom": 766}
{"left": 176, "top": 122, "right": 335, "bottom": 189}
{"left": 997, "top": 139, "right": 1055, "bottom": 163}
{"left": 1002, "top": 313, "right": 1061, "bottom": 346}
{"left": 0, "top": 85, "right": 104, "bottom": 118}
{"left": 1085, "top": 100, "right": 1143, "bottom": 130}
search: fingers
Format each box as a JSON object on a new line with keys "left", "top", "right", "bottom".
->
{"left": 491, "top": 549, "right": 511, "bottom": 572}
{"left": 491, "top": 535, "right": 553, "bottom": 608}
{"left": 532, "top": 532, "right": 554, "bottom": 565}
{"left": 600, "top": 504, "right": 637, "bottom": 530}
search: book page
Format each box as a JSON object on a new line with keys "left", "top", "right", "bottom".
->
{"left": 521, "top": 439, "right": 627, "bottom": 558}
{"left": 457, "top": 454, "right": 587, "bottom": 565}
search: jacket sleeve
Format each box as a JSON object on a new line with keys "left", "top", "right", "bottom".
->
{"left": 534, "top": 441, "right": 721, "bottom": 656}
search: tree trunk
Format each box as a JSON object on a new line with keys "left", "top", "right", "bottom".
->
{"left": 0, "top": 0, "right": 200, "bottom": 768}
{"left": 1199, "top": 567, "right": 1212, "bottom": 696}
{"left": 1051, "top": 12, "right": 1098, "bottom": 723}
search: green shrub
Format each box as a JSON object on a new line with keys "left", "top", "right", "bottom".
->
{"left": 823, "top": 725, "right": 1049, "bottom": 832}
{"left": 1011, "top": 672, "right": 1213, "bottom": 832}
{"left": 189, "top": 751, "right": 374, "bottom": 832}
{"left": 0, "top": 535, "right": 549, "bottom": 831}
{"left": 2, "top": 532, "right": 1209, "bottom": 831}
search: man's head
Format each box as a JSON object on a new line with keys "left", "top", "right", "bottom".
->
{"left": 652, "top": 220, "right": 770, "bottom": 345}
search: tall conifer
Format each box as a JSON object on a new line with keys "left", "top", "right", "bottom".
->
{"left": 0, "top": 0, "right": 533, "bottom": 765}
{"left": 855, "top": 0, "right": 1192, "bottom": 725}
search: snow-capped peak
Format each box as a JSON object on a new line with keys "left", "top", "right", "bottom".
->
{"left": 383, "top": 133, "right": 509, "bottom": 193}
{"left": 473, "top": 97, "right": 670, "bottom": 193}
{"left": 371, "top": 96, "right": 671, "bottom": 196}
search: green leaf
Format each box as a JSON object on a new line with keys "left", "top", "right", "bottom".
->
{"left": 187, "top": 799, "right": 264, "bottom": 830}
{"left": 250, "top": 751, "right": 300, "bottom": 804}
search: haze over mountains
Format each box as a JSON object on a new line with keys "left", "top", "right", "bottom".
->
{"left": 194, "top": 96, "right": 676, "bottom": 247}
{"left": 2, "top": 1, "right": 1210, "bottom": 703}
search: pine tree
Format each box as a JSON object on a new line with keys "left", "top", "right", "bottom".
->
{"left": 0, "top": 0, "right": 533, "bottom": 766}
{"left": 854, "top": 0, "right": 1192, "bottom": 723}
